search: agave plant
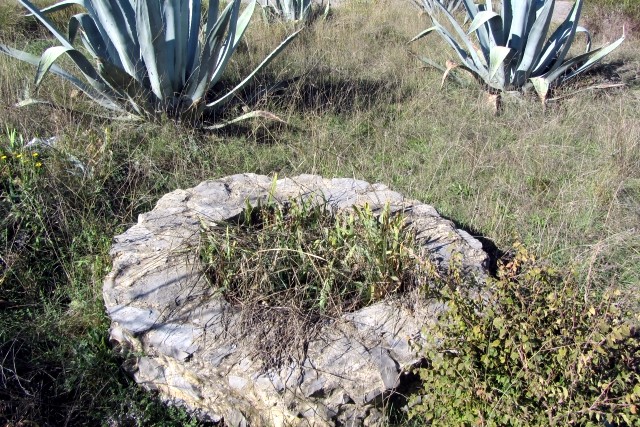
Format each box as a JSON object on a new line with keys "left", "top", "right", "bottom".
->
{"left": 414, "top": 0, "right": 463, "bottom": 15}
{"left": 0, "top": 0, "right": 301, "bottom": 126}
{"left": 261, "top": 0, "right": 331, "bottom": 23}
{"left": 411, "top": 0, "right": 625, "bottom": 102}
{"left": 262, "top": 0, "right": 312, "bottom": 21}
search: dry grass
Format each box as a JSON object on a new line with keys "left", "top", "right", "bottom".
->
{"left": 237, "top": 4, "right": 640, "bottom": 286}
{"left": 585, "top": 0, "right": 640, "bottom": 41}
{"left": 0, "top": 0, "right": 638, "bottom": 425}
{"left": 200, "top": 200, "right": 423, "bottom": 367}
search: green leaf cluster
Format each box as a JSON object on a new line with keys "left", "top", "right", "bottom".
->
{"left": 410, "top": 243, "right": 640, "bottom": 426}
{"left": 412, "top": 0, "right": 625, "bottom": 102}
{"left": 0, "top": 0, "right": 300, "bottom": 125}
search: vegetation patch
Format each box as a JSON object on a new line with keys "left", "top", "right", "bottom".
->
{"left": 589, "top": 0, "right": 640, "bottom": 25}
{"left": 0, "top": 0, "right": 637, "bottom": 423}
{"left": 409, "top": 243, "right": 640, "bottom": 426}
{"left": 200, "top": 198, "right": 426, "bottom": 364}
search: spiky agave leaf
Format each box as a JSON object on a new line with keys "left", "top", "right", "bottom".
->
{"left": 412, "top": 0, "right": 624, "bottom": 102}
{"left": 0, "top": 44, "right": 125, "bottom": 114}
{"left": 0, "top": 0, "right": 300, "bottom": 125}
{"left": 204, "top": 27, "right": 302, "bottom": 111}
{"left": 261, "top": 0, "right": 314, "bottom": 22}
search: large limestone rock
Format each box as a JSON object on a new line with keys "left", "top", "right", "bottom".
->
{"left": 104, "top": 174, "right": 488, "bottom": 426}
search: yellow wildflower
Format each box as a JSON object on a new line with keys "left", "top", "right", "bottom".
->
{"left": 32, "top": 152, "right": 39, "bottom": 158}
{"left": 16, "top": 153, "right": 22, "bottom": 159}
{"left": 1, "top": 155, "right": 7, "bottom": 160}
{"left": 35, "top": 162, "right": 42, "bottom": 168}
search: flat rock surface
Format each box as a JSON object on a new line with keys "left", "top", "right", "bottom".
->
{"left": 104, "top": 174, "right": 489, "bottom": 426}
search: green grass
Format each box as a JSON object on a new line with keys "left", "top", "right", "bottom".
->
{"left": 200, "top": 199, "right": 423, "bottom": 367}
{"left": 0, "top": 0, "right": 639, "bottom": 425}
{"left": 201, "top": 200, "right": 417, "bottom": 313}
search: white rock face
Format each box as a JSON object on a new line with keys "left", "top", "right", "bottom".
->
{"left": 104, "top": 174, "right": 488, "bottom": 426}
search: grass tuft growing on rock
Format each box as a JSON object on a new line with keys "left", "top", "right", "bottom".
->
{"left": 200, "top": 197, "right": 428, "bottom": 364}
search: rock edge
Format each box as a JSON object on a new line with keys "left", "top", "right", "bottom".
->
{"left": 104, "top": 174, "right": 488, "bottom": 426}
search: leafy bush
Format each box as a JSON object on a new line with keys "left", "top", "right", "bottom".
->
{"left": 0, "top": 0, "right": 300, "bottom": 126}
{"left": 410, "top": 243, "right": 640, "bottom": 426}
{"left": 411, "top": 0, "right": 625, "bottom": 103}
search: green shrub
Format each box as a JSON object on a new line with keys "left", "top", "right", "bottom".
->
{"left": 0, "top": 126, "right": 205, "bottom": 425}
{"left": 410, "top": 243, "right": 639, "bottom": 426}
{"left": 0, "top": 128, "right": 48, "bottom": 296}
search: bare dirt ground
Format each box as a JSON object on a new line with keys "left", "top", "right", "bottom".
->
{"left": 552, "top": 1, "right": 575, "bottom": 23}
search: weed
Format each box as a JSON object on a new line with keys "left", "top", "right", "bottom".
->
{"left": 200, "top": 198, "right": 425, "bottom": 365}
